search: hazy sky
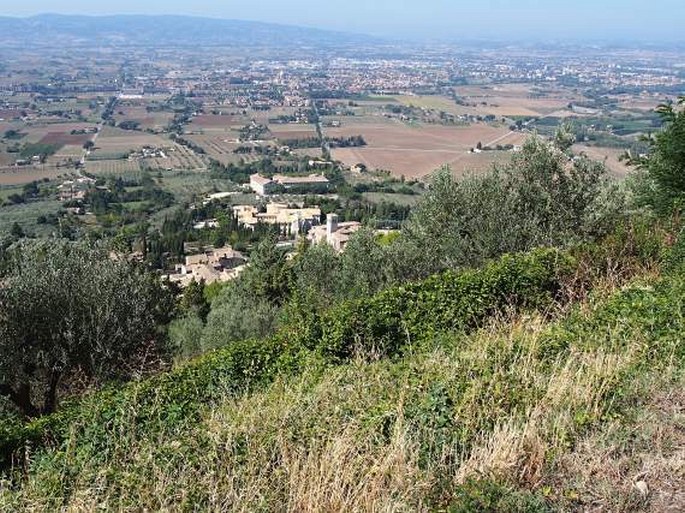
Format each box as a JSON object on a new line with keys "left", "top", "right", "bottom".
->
{"left": 4, "top": 0, "right": 684, "bottom": 42}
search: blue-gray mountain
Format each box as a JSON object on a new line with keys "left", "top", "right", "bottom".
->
{"left": 0, "top": 14, "right": 378, "bottom": 49}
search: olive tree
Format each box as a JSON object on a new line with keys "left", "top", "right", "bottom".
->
{"left": 398, "top": 133, "right": 609, "bottom": 276}
{"left": 0, "top": 240, "right": 174, "bottom": 417}
{"left": 628, "top": 97, "right": 685, "bottom": 214}
{"left": 200, "top": 288, "right": 279, "bottom": 353}
{"left": 290, "top": 240, "right": 340, "bottom": 307}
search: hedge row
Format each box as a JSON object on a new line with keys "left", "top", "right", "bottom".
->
{"left": 295, "top": 248, "right": 574, "bottom": 361}
{"left": 1, "top": 248, "right": 574, "bottom": 469}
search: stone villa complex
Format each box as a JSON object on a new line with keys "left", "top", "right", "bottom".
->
{"left": 249, "top": 173, "right": 330, "bottom": 195}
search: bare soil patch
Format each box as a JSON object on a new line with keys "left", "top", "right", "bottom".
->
{"left": 114, "top": 106, "right": 173, "bottom": 131}
{"left": 572, "top": 144, "right": 632, "bottom": 178}
{"left": 191, "top": 114, "right": 250, "bottom": 130}
{"left": 0, "top": 166, "right": 67, "bottom": 185}
{"left": 327, "top": 119, "right": 518, "bottom": 179}
{"left": 94, "top": 127, "right": 168, "bottom": 154}
{"left": 39, "top": 132, "right": 92, "bottom": 147}
{"left": 270, "top": 125, "right": 318, "bottom": 141}
{"left": 0, "top": 109, "right": 23, "bottom": 120}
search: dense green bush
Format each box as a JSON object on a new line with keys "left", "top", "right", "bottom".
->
{"left": 303, "top": 248, "right": 573, "bottom": 362}
{"left": 396, "top": 135, "right": 611, "bottom": 278}
{"left": 2, "top": 218, "right": 670, "bottom": 470}
{"left": 168, "top": 314, "right": 205, "bottom": 361}
{"left": 281, "top": 133, "right": 620, "bottom": 323}
{"left": 170, "top": 236, "right": 288, "bottom": 360}
{"left": 447, "top": 479, "right": 551, "bottom": 513}
{"left": 627, "top": 97, "right": 685, "bottom": 215}
{"left": 0, "top": 335, "right": 306, "bottom": 470}
{"left": 201, "top": 288, "right": 280, "bottom": 352}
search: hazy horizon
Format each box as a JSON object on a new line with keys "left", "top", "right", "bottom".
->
{"left": 3, "top": 0, "right": 684, "bottom": 44}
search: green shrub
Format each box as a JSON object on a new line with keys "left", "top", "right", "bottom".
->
{"left": 667, "top": 225, "right": 685, "bottom": 269}
{"left": 5, "top": 230, "right": 663, "bottom": 471}
{"left": 2, "top": 234, "right": 682, "bottom": 506}
{"left": 0, "top": 335, "right": 308, "bottom": 470}
{"left": 168, "top": 314, "right": 205, "bottom": 361}
{"left": 201, "top": 289, "right": 280, "bottom": 352}
{"left": 447, "top": 479, "right": 551, "bottom": 513}
{"left": 307, "top": 248, "right": 574, "bottom": 361}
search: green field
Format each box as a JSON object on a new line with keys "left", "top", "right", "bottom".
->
{"left": 2, "top": 240, "right": 683, "bottom": 510}
{"left": 362, "top": 192, "right": 422, "bottom": 206}
{"left": 392, "top": 94, "right": 464, "bottom": 113}
{"left": 155, "top": 171, "right": 241, "bottom": 201}
{"left": 0, "top": 199, "right": 64, "bottom": 237}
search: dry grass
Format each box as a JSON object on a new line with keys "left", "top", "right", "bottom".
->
{"left": 93, "top": 126, "right": 169, "bottom": 154}
{"left": 5, "top": 306, "right": 664, "bottom": 512}
{"left": 548, "top": 371, "right": 685, "bottom": 512}
{"left": 112, "top": 106, "right": 173, "bottom": 132}
{"left": 190, "top": 114, "right": 250, "bottom": 131}
{"left": 270, "top": 125, "right": 318, "bottom": 141}
{"left": 572, "top": 144, "right": 633, "bottom": 178}
{"left": 0, "top": 166, "right": 68, "bottom": 185}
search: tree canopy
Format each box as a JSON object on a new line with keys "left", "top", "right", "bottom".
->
{"left": 0, "top": 241, "right": 174, "bottom": 417}
{"left": 631, "top": 97, "right": 685, "bottom": 213}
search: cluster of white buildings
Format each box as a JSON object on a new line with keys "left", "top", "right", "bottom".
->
{"left": 165, "top": 246, "right": 247, "bottom": 287}
{"left": 307, "top": 213, "right": 362, "bottom": 252}
{"left": 232, "top": 203, "right": 321, "bottom": 235}
{"left": 169, "top": 212, "right": 387, "bottom": 288}
{"left": 57, "top": 176, "right": 96, "bottom": 202}
{"left": 249, "top": 173, "right": 330, "bottom": 196}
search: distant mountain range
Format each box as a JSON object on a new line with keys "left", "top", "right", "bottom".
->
{"left": 0, "top": 14, "right": 378, "bottom": 49}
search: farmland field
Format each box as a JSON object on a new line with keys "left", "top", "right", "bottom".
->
{"left": 0, "top": 110, "right": 23, "bottom": 121}
{"left": 38, "top": 131, "right": 92, "bottom": 147}
{"left": 85, "top": 159, "right": 141, "bottom": 176}
{"left": 19, "top": 123, "right": 98, "bottom": 144}
{"left": 189, "top": 113, "right": 251, "bottom": 132}
{"left": 391, "top": 95, "right": 476, "bottom": 116}
{"left": 53, "top": 144, "right": 85, "bottom": 159}
{"left": 613, "top": 95, "right": 667, "bottom": 112}
{"left": 269, "top": 124, "right": 318, "bottom": 141}
{"left": 0, "top": 199, "right": 64, "bottom": 236}
{"left": 326, "top": 117, "right": 526, "bottom": 179}
{"left": 113, "top": 106, "right": 173, "bottom": 132}
{"left": 0, "top": 166, "right": 71, "bottom": 185}
{"left": 142, "top": 145, "right": 206, "bottom": 170}
{"left": 185, "top": 134, "right": 260, "bottom": 165}
{"left": 93, "top": 126, "right": 169, "bottom": 154}
{"left": 0, "top": 150, "right": 15, "bottom": 167}
{"left": 85, "top": 144, "right": 205, "bottom": 175}
{"left": 361, "top": 192, "right": 422, "bottom": 206}
{"left": 252, "top": 107, "right": 299, "bottom": 125}
{"left": 452, "top": 84, "right": 581, "bottom": 118}
{"left": 154, "top": 171, "right": 241, "bottom": 201}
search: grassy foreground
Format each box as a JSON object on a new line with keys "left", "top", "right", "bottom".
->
{"left": 1, "top": 236, "right": 683, "bottom": 511}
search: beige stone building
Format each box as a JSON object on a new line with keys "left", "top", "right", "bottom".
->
{"left": 307, "top": 213, "right": 362, "bottom": 252}
{"left": 249, "top": 173, "right": 330, "bottom": 195}
{"left": 233, "top": 203, "right": 321, "bottom": 235}
{"left": 166, "top": 246, "right": 247, "bottom": 287}
{"left": 249, "top": 174, "right": 277, "bottom": 196}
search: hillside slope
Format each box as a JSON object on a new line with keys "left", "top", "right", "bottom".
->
{"left": 1, "top": 230, "right": 683, "bottom": 511}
